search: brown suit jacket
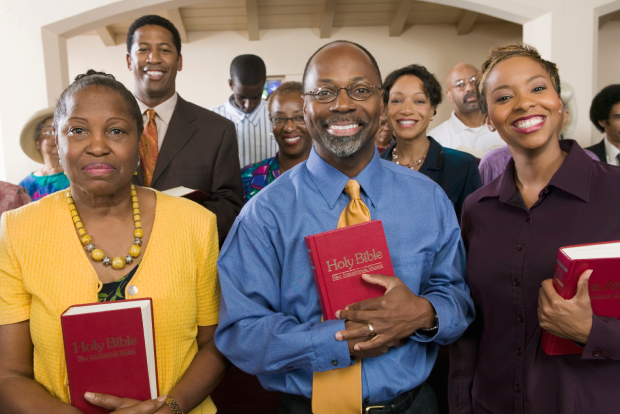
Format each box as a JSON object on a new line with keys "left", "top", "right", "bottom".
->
{"left": 133, "top": 95, "right": 243, "bottom": 245}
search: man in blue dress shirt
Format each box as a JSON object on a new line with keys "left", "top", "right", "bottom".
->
{"left": 215, "top": 41, "right": 474, "bottom": 414}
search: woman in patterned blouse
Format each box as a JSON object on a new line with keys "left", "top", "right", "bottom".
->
{"left": 241, "top": 82, "right": 313, "bottom": 204}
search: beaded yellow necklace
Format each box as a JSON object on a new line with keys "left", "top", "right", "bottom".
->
{"left": 67, "top": 185, "right": 143, "bottom": 270}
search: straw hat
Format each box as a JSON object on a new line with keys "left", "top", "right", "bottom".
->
{"left": 20, "top": 107, "right": 55, "bottom": 164}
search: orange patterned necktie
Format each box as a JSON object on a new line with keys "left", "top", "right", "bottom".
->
{"left": 312, "top": 179, "right": 370, "bottom": 414}
{"left": 140, "top": 109, "right": 158, "bottom": 187}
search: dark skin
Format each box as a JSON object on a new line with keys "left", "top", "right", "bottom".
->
{"left": 127, "top": 25, "right": 182, "bottom": 108}
{"left": 0, "top": 86, "right": 227, "bottom": 414}
{"left": 302, "top": 43, "right": 436, "bottom": 359}
{"left": 484, "top": 56, "right": 593, "bottom": 342}
{"left": 228, "top": 78, "right": 264, "bottom": 114}
{"left": 269, "top": 91, "right": 313, "bottom": 173}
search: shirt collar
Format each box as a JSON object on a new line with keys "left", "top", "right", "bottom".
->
{"left": 604, "top": 136, "right": 620, "bottom": 162}
{"left": 474, "top": 139, "right": 592, "bottom": 204}
{"left": 448, "top": 110, "right": 484, "bottom": 134}
{"left": 225, "top": 95, "right": 266, "bottom": 126}
{"left": 136, "top": 92, "right": 178, "bottom": 125}
{"left": 306, "top": 146, "right": 384, "bottom": 210}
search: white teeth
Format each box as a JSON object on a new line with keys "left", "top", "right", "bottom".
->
{"left": 329, "top": 124, "right": 358, "bottom": 131}
{"left": 399, "top": 120, "right": 416, "bottom": 125}
{"left": 515, "top": 117, "right": 544, "bottom": 129}
{"left": 146, "top": 71, "right": 164, "bottom": 76}
{"left": 284, "top": 136, "right": 300, "bottom": 142}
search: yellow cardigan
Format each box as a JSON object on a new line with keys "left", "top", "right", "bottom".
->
{"left": 0, "top": 190, "right": 220, "bottom": 414}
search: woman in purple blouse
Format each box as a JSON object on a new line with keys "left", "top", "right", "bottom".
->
{"left": 449, "top": 43, "right": 620, "bottom": 414}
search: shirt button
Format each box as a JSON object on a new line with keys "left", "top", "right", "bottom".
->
{"left": 543, "top": 188, "right": 549, "bottom": 194}
{"left": 287, "top": 366, "right": 294, "bottom": 371}
{"left": 515, "top": 384, "right": 521, "bottom": 392}
{"left": 517, "top": 244, "right": 524, "bottom": 251}
{"left": 127, "top": 285, "right": 138, "bottom": 296}
{"left": 593, "top": 349, "right": 602, "bottom": 357}
{"left": 517, "top": 347, "right": 523, "bottom": 355}
{"left": 526, "top": 214, "right": 531, "bottom": 222}
{"left": 513, "top": 278, "right": 521, "bottom": 286}
{"left": 517, "top": 314, "right": 524, "bottom": 323}
{"left": 332, "top": 360, "right": 338, "bottom": 366}
{"left": 364, "top": 397, "right": 370, "bottom": 404}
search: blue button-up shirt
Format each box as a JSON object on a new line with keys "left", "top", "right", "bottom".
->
{"left": 215, "top": 147, "right": 474, "bottom": 403}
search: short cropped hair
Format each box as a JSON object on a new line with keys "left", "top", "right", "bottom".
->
{"left": 382, "top": 65, "right": 443, "bottom": 115}
{"left": 267, "top": 81, "right": 303, "bottom": 114}
{"left": 589, "top": 84, "right": 620, "bottom": 133}
{"left": 127, "top": 15, "right": 182, "bottom": 55}
{"left": 54, "top": 70, "right": 143, "bottom": 136}
{"left": 476, "top": 43, "right": 560, "bottom": 116}
{"left": 302, "top": 40, "right": 382, "bottom": 91}
{"left": 230, "top": 55, "right": 267, "bottom": 86}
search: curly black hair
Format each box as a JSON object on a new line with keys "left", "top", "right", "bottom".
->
{"left": 54, "top": 70, "right": 143, "bottom": 136}
{"left": 590, "top": 84, "right": 620, "bottom": 133}
{"left": 127, "top": 15, "right": 181, "bottom": 55}
{"left": 382, "top": 65, "right": 442, "bottom": 115}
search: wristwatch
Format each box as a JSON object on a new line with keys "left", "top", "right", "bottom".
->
{"left": 418, "top": 314, "right": 439, "bottom": 333}
{"left": 165, "top": 397, "right": 184, "bottom": 414}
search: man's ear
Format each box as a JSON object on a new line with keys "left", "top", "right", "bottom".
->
{"left": 228, "top": 79, "right": 234, "bottom": 91}
{"left": 379, "top": 90, "right": 385, "bottom": 117}
{"left": 177, "top": 54, "right": 183, "bottom": 72}
{"left": 126, "top": 54, "right": 132, "bottom": 71}
{"left": 599, "top": 119, "right": 609, "bottom": 130}
{"left": 446, "top": 89, "right": 455, "bottom": 104}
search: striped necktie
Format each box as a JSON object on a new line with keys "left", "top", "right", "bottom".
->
{"left": 140, "top": 109, "right": 158, "bottom": 187}
{"left": 312, "top": 179, "right": 370, "bottom": 414}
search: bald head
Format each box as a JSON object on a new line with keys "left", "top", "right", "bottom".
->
{"left": 446, "top": 62, "right": 480, "bottom": 115}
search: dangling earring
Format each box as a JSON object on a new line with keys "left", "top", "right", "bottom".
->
{"left": 59, "top": 159, "right": 62, "bottom": 165}
{"left": 559, "top": 109, "right": 562, "bottom": 114}
{"left": 270, "top": 132, "right": 275, "bottom": 140}
{"left": 431, "top": 117, "right": 434, "bottom": 121}
{"left": 134, "top": 157, "right": 140, "bottom": 175}
{"left": 490, "top": 126, "right": 496, "bottom": 132}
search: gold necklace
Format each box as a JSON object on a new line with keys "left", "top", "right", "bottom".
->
{"left": 391, "top": 147, "right": 426, "bottom": 170}
{"left": 67, "top": 185, "right": 143, "bottom": 270}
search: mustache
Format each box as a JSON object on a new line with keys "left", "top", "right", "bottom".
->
{"left": 319, "top": 116, "right": 366, "bottom": 128}
{"left": 463, "top": 92, "right": 477, "bottom": 104}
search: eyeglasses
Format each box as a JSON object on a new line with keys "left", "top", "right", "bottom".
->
{"left": 269, "top": 115, "right": 306, "bottom": 126}
{"left": 303, "top": 82, "right": 380, "bottom": 103}
{"left": 450, "top": 76, "right": 478, "bottom": 91}
{"left": 40, "top": 127, "right": 55, "bottom": 137}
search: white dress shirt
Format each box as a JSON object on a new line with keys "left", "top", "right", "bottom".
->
{"left": 428, "top": 111, "right": 505, "bottom": 153}
{"left": 211, "top": 96, "right": 277, "bottom": 167}
{"left": 136, "top": 92, "right": 178, "bottom": 151}
{"left": 604, "top": 136, "right": 620, "bottom": 166}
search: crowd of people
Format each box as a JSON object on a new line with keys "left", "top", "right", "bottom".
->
{"left": 1, "top": 12, "right": 620, "bottom": 414}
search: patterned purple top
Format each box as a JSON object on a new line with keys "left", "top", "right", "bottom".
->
{"left": 479, "top": 144, "right": 600, "bottom": 186}
{"left": 0, "top": 181, "right": 31, "bottom": 217}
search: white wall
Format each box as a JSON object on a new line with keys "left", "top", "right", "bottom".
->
{"left": 596, "top": 19, "right": 620, "bottom": 144}
{"left": 64, "top": 23, "right": 520, "bottom": 156}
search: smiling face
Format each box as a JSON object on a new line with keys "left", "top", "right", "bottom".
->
{"left": 126, "top": 24, "right": 182, "bottom": 105}
{"left": 56, "top": 86, "right": 140, "bottom": 197}
{"left": 446, "top": 63, "right": 479, "bottom": 115}
{"left": 229, "top": 79, "right": 264, "bottom": 114}
{"left": 387, "top": 75, "right": 435, "bottom": 142}
{"left": 37, "top": 117, "right": 58, "bottom": 160}
{"left": 270, "top": 92, "right": 313, "bottom": 159}
{"left": 303, "top": 43, "right": 382, "bottom": 161}
{"left": 484, "top": 56, "right": 563, "bottom": 151}
{"left": 374, "top": 114, "right": 392, "bottom": 148}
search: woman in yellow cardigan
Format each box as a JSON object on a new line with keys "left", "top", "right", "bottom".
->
{"left": 0, "top": 71, "right": 227, "bottom": 414}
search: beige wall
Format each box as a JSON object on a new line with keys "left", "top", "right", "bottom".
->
{"left": 66, "top": 22, "right": 521, "bottom": 138}
{"left": 596, "top": 19, "right": 620, "bottom": 145}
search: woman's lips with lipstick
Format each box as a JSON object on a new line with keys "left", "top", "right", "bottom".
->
{"left": 512, "top": 115, "right": 546, "bottom": 134}
{"left": 83, "top": 162, "right": 115, "bottom": 175}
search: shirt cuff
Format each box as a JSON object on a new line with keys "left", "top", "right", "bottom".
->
{"left": 410, "top": 294, "right": 448, "bottom": 342}
{"left": 311, "top": 318, "right": 352, "bottom": 372}
{"left": 582, "top": 315, "right": 620, "bottom": 360}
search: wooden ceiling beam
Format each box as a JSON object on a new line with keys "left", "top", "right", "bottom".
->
{"left": 456, "top": 10, "right": 479, "bottom": 35}
{"left": 389, "top": 0, "right": 414, "bottom": 37}
{"left": 96, "top": 26, "right": 117, "bottom": 47}
{"left": 319, "top": 0, "right": 338, "bottom": 39}
{"left": 166, "top": 8, "right": 189, "bottom": 43}
{"left": 245, "top": 0, "right": 260, "bottom": 41}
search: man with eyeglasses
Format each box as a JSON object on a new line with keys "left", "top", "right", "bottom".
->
{"left": 428, "top": 63, "right": 503, "bottom": 154}
{"left": 215, "top": 40, "right": 474, "bottom": 414}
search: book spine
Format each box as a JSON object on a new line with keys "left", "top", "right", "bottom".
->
{"left": 553, "top": 250, "right": 574, "bottom": 298}
{"left": 305, "top": 236, "right": 331, "bottom": 320}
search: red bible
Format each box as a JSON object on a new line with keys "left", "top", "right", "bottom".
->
{"left": 305, "top": 220, "right": 394, "bottom": 320}
{"left": 542, "top": 241, "right": 620, "bottom": 355}
{"left": 61, "top": 299, "right": 158, "bottom": 414}
{"left": 162, "top": 186, "right": 210, "bottom": 202}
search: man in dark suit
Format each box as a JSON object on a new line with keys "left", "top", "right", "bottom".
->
{"left": 126, "top": 15, "right": 242, "bottom": 244}
{"left": 587, "top": 84, "right": 620, "bottom": 166}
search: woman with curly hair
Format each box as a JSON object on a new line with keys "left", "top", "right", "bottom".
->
{"left": 380, "top": 64, "right": 481, "bottom": 222}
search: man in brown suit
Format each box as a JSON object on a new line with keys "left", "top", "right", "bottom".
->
{"left": 127, "top": 15, "right": 242, "bottom": 245}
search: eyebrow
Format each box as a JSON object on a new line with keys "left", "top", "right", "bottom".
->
{"left": 138, "top": 42, "right": 171, "bottom": 47}
{"left": 492, "top": 74, "right": 547, "bottom": 94}
{"left": 317, "top": 76, "right": 368, "bottom": 83}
